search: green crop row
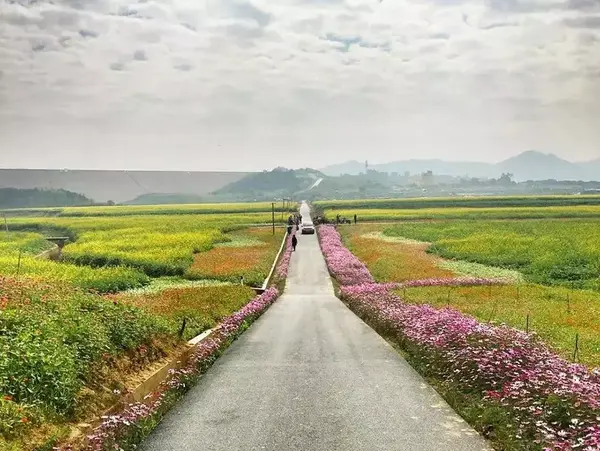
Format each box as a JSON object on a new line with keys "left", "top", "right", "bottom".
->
{"left": 383, "top": 219, "right": 600, "bottom": 289}
{"left": 315, "top": 194, "right": 600, "bottom": 211}
{"left": 324, "top": 205, "right": 600, "bottom": 221}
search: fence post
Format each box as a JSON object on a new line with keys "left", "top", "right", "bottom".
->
{"left": 525, "top": 313, "right": 530, "bottom": 334}
{"left": 178, "top": 318, "right": 187, "bottom": 340}
{"left": 271, "top": 202, "right": 275, "bottom": 236}
{"left": 573, "top": 333, "right": 579, "bottom": 362}
{"left": 16, "top": 249, "right": 22, "bottom": 278}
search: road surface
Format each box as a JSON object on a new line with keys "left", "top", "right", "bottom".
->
{"left": 141, "top": 202, "right": 489, "bottom": 451}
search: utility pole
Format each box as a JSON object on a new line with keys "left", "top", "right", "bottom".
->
{"left": 271, "top": 202, "right": 275, "bottom": 235}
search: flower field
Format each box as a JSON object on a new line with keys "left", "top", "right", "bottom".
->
{"left": 322, "top": 205, "right": 600, "bottom": 222}
{"left": 314, "top": 195, "right": 600, "bottom": 211}
{"left": 112, "top": 285, "right": 257, "bottom": 340}
{"left": 186, "top": 228, "right": 285, "bottom": 286}
{"left": 318, "top": 225, "right": 600, "bottom": 450}
{"left": 383, "top": 219, "right": 600, "bottom": 290}
{"left": 0, "top": 276, "right": 176, "bottom": 450}
{"left": 1, "top": 210, "right": 288, "bottom": 291}
{"left": 0, "top": 202, "right": 292, "bottom": 450}
{"left": 81, "top": 287, "right": 281, "bottom": 451}
{"left": 2, "top": 201, "right": 289, "bottom": 218}
{"left": 340, "top": 222, "right": 600, "bottom": 367}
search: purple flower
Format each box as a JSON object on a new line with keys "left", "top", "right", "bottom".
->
{"left": 317, "top": 226, "right": 600, "bottom": 450}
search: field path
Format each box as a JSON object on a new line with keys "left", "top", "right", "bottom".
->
{"left": 140, "top": 202, "right": 489, "bottom": 451}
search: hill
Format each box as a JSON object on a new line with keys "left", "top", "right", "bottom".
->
{"left": 0, "top": 169, "right": 249, "bottom": 203}
{"left": 321, "top": 151, "right": 600, "bottom": 181}
{"left": 213, "top": 167, "right": 325, "bottom": 200}
{"left": 0, "top": 188, "right": 93, "bottom": 209}
{"left": 497, "top": 151, "right": 588, "bottom": 181}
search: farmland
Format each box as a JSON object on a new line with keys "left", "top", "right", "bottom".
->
{"left": 339, "top": 218, "right": 600, "bottom": 368}
{"left": 315, "top": 194, "right": 600, "bottom": 211}
{"left": 321, "top": 205, "right": 600, "bottom": 221}
{"left": 0, "top": 202, "right": 290, "bottom": 450}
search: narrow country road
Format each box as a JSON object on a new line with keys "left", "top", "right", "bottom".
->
{"left": 141, "top": 202, "right": 489, "bottom": 451}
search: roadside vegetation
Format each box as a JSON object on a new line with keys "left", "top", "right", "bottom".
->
{"left": 339, "top": 220, "right": 600, "bottom": 368}
{"left": 0, "top": 202, "right": 291, "bottom": 450}
{"left": 320, "top": 225, "right": 600, "bottom": 450}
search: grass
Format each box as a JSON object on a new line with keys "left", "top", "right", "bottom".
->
{"left": 315, "top": 194, "right": 600, "bottom": 210}
{"left": 1, "top": 202, "right": 293, "bottom": 217}
{"left": 58, "top": 202, "right": 287, "bottom": 217}
{"left": 0, "top": 233, "right": 54, "bottom": 257}
{"left": 396, "top": 284, "right": 600, "bottom": 368}
{"left": 0, "top": 254, "right": 149, "bottom": 293}
{"left": 0, "top": 276, "right": 177, "bottom": 450}
{"left": 1, "top": 211, "right": 287, "bottom": 290}
{"left": 324, "top": 205, "right": 600, "bottom": 222}
{"left": 340, "top": 224, "right": 454, "bottom": 282}
{"left": 0, "top": 203, "right": 289, "bottom": 449}
{"left": 383, "top": 219, "right": 600, "bottom": 289}
{"left": 186, "top": 228, "right": 284, "bottom": 286}
{"left": 114, "top": 285, "right": 256, "bottom": 340}
{"left": 339, "top": 223, "right": 600, "bottom": 368}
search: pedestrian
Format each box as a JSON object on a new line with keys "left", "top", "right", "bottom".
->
{"left": 291, "top": 234, "right": 298, "bottom": 252}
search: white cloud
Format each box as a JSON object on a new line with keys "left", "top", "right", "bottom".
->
{"left": 0, "top": 0, "right": 599, "bottom": 170}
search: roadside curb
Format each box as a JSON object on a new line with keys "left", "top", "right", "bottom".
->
{"left": 261, "top": 229, "right": 289, "bottom": 291}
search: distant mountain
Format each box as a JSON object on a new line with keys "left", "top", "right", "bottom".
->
{"left": 213, "top": 167, "right": 325, "bottom": 200}
{"left": 497, "top": 151, "right": 588, "bottom": 181}
{"left": 321, "top": 151, "right": 600, "bottom": 181}
{"left": 319, "top": 160, "right": 366, "bottom": 176}
{"left": 0, "top": 188, "right": 93, "bottom": 209}
{"left": 0, "top": 169, "right": 248, "bottom": 203}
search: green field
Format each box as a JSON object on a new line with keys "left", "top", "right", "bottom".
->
{"left": 1, "top": 209, "right": 287, "bottom": 292}
{"left": 383, "top": 219, "right": 600, "bottom": 289}
{"left": 323, "top": 205, "right": 600, "bottom": 221}
{"left": 315, "top": 194, "right": 600, "bottom": 210}
{"left": 1, "top": 201, "right": 291, "bottom": 218}
{"left": 339, "top": 217, "right": 600, "bottom": 368}
{"left": 0, "top": 201, "right": 289, "bottom": 450}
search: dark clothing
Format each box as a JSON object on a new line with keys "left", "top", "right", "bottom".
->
{"left": 291, "top": 235, "right": 298, "bottom": 251}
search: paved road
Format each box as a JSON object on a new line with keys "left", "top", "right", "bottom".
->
{"left": 141, "top": 202, "right": 489, "bottom": 451}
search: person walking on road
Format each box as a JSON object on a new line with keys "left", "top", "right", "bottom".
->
{"left": 291, "top": 233, "right": 298, "bottom": 252}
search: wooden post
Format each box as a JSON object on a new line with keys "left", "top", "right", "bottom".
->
{"left": 3, "top": 214, "right": 8, "bottom": 234}
{"left": 178, "top": 318, "right": 187, "bottom": 340}
{"left": 525, "top": 313, "right": 530, "bottom": 334}
{"left": 573, "top": 333, "right": 579, "bottom": 362}
{"left": 271, "top": 202, "right": 275, "bottom": 236}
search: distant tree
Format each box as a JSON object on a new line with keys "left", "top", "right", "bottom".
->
{"left": 499, "top": 173, "right": 515, "bottom": 185}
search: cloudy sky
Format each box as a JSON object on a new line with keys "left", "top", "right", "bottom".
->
{"left": 0, "top": 0, "right": 599, "bottom": 171}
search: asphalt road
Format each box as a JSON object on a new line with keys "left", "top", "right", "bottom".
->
{"left": 140, "top": 202, "right": 489, "bottom": 451}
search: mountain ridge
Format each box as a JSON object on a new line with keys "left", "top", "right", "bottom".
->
{"left": 321, "top": 151, "right": 600, "bottom": 181}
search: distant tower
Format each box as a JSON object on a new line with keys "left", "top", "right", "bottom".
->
{"left": 365, "top": 160, "right": 369, "bottom": 173}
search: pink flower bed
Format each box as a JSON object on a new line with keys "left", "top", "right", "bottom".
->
{"left": 274, "top": 232, "right": 294, "bottom": 281}
{"left": 318, "top": 227, "right": 600, "bottom": 450}
{"left": 81, "top": 287, "right": 280, "bottom": 451}
{"left": 317, "top": 225, "right": 374, "bottom": 285}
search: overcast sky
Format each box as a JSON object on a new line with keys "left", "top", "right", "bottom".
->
{"left": 1, "top": 0, "right": 599, "bottom": 171}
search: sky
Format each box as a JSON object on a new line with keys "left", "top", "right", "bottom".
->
{"left": 0, "top": 0, "right": 599, "bottom": 171}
